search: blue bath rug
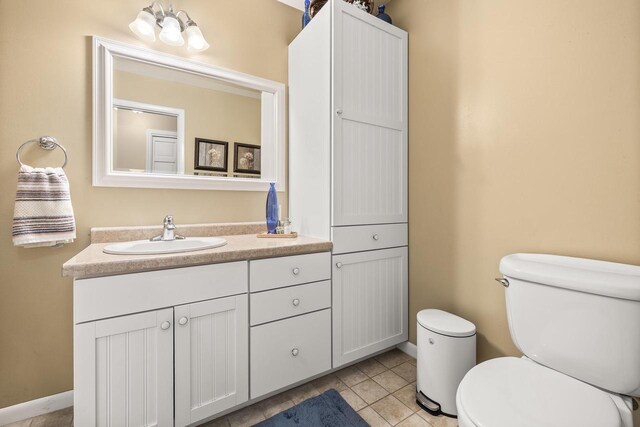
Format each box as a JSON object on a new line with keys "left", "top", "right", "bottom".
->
{"left": 254, "top": 389, "right": 369, "bottom": 427}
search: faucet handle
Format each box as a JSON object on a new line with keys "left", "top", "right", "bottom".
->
{"left": 163, "top": 215, "right": 176, "bottom": 233}
{"left": 163, "top": 215, "right": 176, "bottom": 230}
{"left": 150, "top": 215, "right": 178, "bottom": 242}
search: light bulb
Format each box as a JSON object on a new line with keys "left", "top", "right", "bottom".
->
{"left": 159, "top": 15, "right": 184, "bottom": 46}
{"left": 186, "top": 25, "right": 209, "bottom": 52}
{"left": 129, "top": 9, "right": 157, "bottom": 42}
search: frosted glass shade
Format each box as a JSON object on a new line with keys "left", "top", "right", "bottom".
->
{"left": 159, "top": 16, "right": 184, "bottom": 46}
{"left": 129, "top": 10, "right": 157, "bottom": 42}
{"left": 186, "top": 25, "right": 209, "bottom": 53}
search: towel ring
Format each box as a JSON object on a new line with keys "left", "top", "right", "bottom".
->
{"left": 16, "top": 136, "right": 68, "bottom": 169}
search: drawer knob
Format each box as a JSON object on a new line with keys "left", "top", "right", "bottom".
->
{"left": 292, "top": 298, "right": 300, "bottom": 307}
{"left": 336, "top": 108, "right": 343, "bottom": 116}
{"left": 335, "top": 262, "right": 343, "bottom": 269}
{"left": 372, "top": 234, "right": 380, "bottom": 241}
{"left": 291, "top": 348, "right": 300, "bottom": 357}
{"left": 178, "top": 317, "right": 189, "bottom": 326}
{"left": 160, "top": 321, "right": 171, "bottom": 331}
{"left": 292, "top": 267, "right": 300, "bottom": 275}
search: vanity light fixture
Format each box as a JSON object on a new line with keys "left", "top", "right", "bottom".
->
{"left": 129, "top": 2, "right": 210, "bottom": 52}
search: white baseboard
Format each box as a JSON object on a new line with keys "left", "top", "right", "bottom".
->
{"left": 0, "top": 391, "right": 73, "bottom": 426}
{"left": 397, "top": 340, "right": 417, "bottom": 359}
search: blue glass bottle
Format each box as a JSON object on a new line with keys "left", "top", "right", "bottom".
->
{"left": 376, "top": 5, "right": 392, "bottom": 24}
{"left": 302, "top": 0, "right": 311, "bottom": 29}
{"left": 266, "top": 183, "right": 279, "bottom": 234}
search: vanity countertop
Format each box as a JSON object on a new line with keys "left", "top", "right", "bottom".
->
{"left": 63, "top": 232, "right": 332, "bottom": 280}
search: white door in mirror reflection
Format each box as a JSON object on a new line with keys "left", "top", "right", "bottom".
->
{"left": 149, "top": 134, "right": 178, "bottom": 173}
{"left": 113, "top": 98, "right": 184, "bottom": 175}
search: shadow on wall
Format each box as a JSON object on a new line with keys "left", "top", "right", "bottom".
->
{"left": 399, "top": 0, "right": 466, "bottom": 352}
{"left": 397, "top": 0, "right": 640, "bottom": 365}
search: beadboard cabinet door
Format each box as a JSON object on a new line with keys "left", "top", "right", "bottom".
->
{"left": 332, "top": 0, "right": 408, "bottom": 226}
{"left": 174, "top": 295, "right": 249, "bottom": 427}
{"left": 74, "top": 309, "right": 174, "bottom": 427}
{"left": 332, "top": 247, "right": 409, "bottom": 367}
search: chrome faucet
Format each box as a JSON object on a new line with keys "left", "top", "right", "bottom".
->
{"left": 150, "top": 215, "right": 185, "bottom": 241}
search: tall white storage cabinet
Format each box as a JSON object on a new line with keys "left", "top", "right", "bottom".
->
{"left": 289, "top": 0, "right": 408, "bottom": 368}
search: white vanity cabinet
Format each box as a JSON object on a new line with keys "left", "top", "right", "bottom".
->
{"left": 72, "top": 250, "right": 334, "bottom": 426}
{"left": 75, "top": 308, "right": 175, "bottom": 426}
{"left": 174, "top": 295, "right": 248, "bottom": 427}
{"left": 249, "top": 253, "right": 332, "bottom": 399}
{"left": 289, "top": 0, "right": 409, "bottom": 368}
{"left": 73, "top": 262, "right": 249, "bottom": 427}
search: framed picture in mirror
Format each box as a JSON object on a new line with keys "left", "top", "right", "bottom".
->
{"left": 195, "top": 138, "right": 228, "bottom": 172}
{"left": 233, "top": 143, "right": 261, "bottom": 175}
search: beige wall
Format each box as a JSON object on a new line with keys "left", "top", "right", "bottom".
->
{"left": 393, "top": 0, "right": 640, "bottom": 391}
{"left": 114, "top": 70, "right": 262, "bottom": 175}
{"left": 0, "top": 0, "right": 299, "bottom": 408}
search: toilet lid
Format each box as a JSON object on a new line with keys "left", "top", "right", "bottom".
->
{"left": 457, "top": 357, "right": 622, "bottom": 427}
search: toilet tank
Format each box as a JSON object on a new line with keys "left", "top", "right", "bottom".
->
{"left": 499, "top": 253, "right": 640, "bottom": 397}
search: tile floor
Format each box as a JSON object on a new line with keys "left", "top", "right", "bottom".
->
{"left": 6, "top": 349, "right": 458, "bottom": 427}
{"left": 4, "top": 407, "right": 73, "bottom": 427}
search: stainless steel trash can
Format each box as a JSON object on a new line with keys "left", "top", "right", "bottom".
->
{"left": 416, "top": 309, "right": 476, "bottom": 418}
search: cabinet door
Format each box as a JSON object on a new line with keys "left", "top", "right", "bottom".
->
{"left": 333, "top": 247, "right": 408, "bottom": 367}
{"left": 332, "top": 1, "right": 408, "bottom": 226}
{"left": 174, "top": 295, "right": 249, "bottom": 427}
{"left": 74, "top": 309, "right": 174, "bottom": 427}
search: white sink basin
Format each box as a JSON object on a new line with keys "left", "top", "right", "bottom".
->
{"left": 103, "top": 237, "right": 227, "bottom": 255}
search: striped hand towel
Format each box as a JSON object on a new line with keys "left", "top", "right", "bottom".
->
{"left": 12, "top": 165, "right": 76, "bottom": 247}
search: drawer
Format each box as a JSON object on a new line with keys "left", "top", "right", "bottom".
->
{"left": 250, "top": 252, "right": 331, "bottom": 292}
{"left": 332, "top": 223, "right": 408, "bottom": 254}
{"left": 250, "top": 280, "right": 331, "bottom": 326}
{"left": 250, "top": 309, "right": 331, "bottom": 398}
{"left": 74, "top": 261, "right": 247, "bottom": 324}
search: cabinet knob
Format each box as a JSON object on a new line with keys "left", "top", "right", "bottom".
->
{"left": 292, "top": 298, "right": 300, "bottom": 307}
{"left": 178, "top": 317, "right": 189, "bottom": 326}
{"left": 372, "top": 234, "right": 380, "bottom": 241}
{"left": 160, "top": 321, "right": 171, "bottom": 330}
{"left": 336, "top": 262, "right": 343, "bottom": 269}
{"left": 292, "top": 267, "right": 300, "bottom": 275}
{"left": 291, "top": 348, "right": 300, "bottom": 357}
{"left": 336, "top": 108, "right": 343, "bottom": 116}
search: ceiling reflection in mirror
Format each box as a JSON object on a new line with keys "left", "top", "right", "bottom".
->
{"left": 112, "top": 56, "right": 262, "bottom": 179}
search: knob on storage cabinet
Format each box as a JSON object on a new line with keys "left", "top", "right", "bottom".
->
{"left": 289, "top": 0, "right": 409, "bottom": 368}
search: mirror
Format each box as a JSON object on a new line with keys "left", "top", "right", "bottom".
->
{"left": 93, "top": 37, "right": 285, "bottom": 191}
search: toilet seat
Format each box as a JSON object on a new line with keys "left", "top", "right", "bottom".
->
{"left": 456, "top": 357, "right": 623, "bottom": 427}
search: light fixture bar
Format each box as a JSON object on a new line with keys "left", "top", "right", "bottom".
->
{"left": 129, "top": 2, "right": 209, "bottom": 52}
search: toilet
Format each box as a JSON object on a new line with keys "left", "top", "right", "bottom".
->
{"left": 456, "top": 253, "right": 640, "bottom": 427}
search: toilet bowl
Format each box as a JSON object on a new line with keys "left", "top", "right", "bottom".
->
{"left": 456, "top": 254, "right": 640, "bottom": 427}
{"left": 456, "top": 357, "right": 634, "bottom": 427}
